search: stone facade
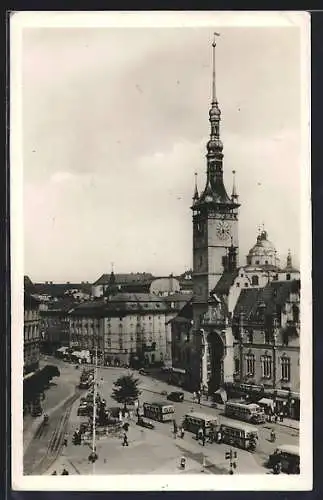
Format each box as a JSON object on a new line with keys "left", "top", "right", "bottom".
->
{"left": 24, "top": 294, "right": 41, "bottom": 376}
{"left": 69, "top": 293, "right": 190, "bottom": 367}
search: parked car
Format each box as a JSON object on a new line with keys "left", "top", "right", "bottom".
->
{"left": 77, "top": 403, "right": 91, "bottom": 416}
{"left": 267, "top": 445, "right": 300, "bottom": 474}
{"left": 31, "top": 406, "right": 43, "bottom": 417}
{"left": 167, "top": 391, "right": 184, "bottom": 402}
{"left": 136, "top": 417, "right": 155, "bottom": 429}
{"left": 139, "top": 368, "right": 150, "bottom": 375}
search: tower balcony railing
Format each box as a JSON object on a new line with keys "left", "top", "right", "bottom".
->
{"left": 201, "top": 308, "right": 227, "bottom": 328}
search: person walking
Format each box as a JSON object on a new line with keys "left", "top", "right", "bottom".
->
{"left": 279, "top": 411, "right": 284, "bottom": 423}
{"left": 193, "top": 391, "right": 197, "bottom": 403}
{"left": 202, "top": 431, "right": 206, "bottom": 447}
{"left": 122, "top": 431, "right": 129, "bottom": 447}
{"left": 197, "top": 426, "right": 204, "bottom": 443}
{"left": 270, "top": 428, "right": 276, "bottom": 443}
{"left": 274, "top": 413, "right": 278, "bottom": 424}
{"left": 197, "top": 391, "right": 201, "bottom": 405}
{"left": 173, "top": 420, "right": 178, "bottom": 439}
{"left": 180, "top": 427, "right": 185, "bottom": 439}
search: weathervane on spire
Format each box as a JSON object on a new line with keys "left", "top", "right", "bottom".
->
{"left": 212, "top": 32, "right": 220, "bottom": 104}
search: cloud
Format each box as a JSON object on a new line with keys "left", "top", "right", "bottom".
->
{"left": 50, "top": 171, "right": 76, "bottom": 183}
{"left": 21, "top": 26, "right": 302, "bottom": 281}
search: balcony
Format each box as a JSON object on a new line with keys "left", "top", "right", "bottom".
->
{"left": 201, "top": 307, "right": 227, "bottom": 328}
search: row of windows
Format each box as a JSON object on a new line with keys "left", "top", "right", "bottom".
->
{"left": 242, "top": 354, "right": 291, "bottom": 381}
{"left": 106, "top": 315, "right": 164, "bottom": 322}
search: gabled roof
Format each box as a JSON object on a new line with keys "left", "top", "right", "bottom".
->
{"left": 213, "top": 270, "right": 239, "bottom": 295}
{"left": 24, "top": 293, "right": 40, "bottom": 310}
{"left": 167, "top": 299, "right": 193, "bottom": 324}
{"left": 28, "top": 283, "right": 92, "bottom": 297}
{"left": 93, "top": 273, "right": 155, "bottom": 286}
{"left": 233, "top": 279, "right": 300, "bottom": 320}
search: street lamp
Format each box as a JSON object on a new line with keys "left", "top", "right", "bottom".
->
{"left": 239, "top": 313, "right": 245, "bottom": 382}
{"left": 272, "top": 315, "right": 278, "bottom": 390}
{"left": 225, "top": 448, "right": 238, "bottom": 474}
{"left": 89, "top": 345, "right": 98, "bottom": 467}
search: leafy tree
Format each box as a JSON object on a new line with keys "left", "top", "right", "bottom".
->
{"left": 111, "top": 374, "right": 141, "bottom": 410}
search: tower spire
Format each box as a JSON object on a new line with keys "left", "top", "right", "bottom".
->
{"left": 286, "top": 249, "right": 292, "bottom": 268}
{"left": 212, "top": 32, "right": 219, "bottom": 104}
{"left": 193, "top": 172, "right": 199, "bottom": 201}
{"left": 231, "top": 170, "right": 238, "bottom": 201}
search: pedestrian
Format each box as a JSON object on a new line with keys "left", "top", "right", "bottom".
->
{"left": 197, "top": 391, "right": 201, "bottom": 404}
{"left": 270, "top": 429, "right": 276, "bottom": 443}
{"left": 197, "top": 426, "right": 203, "bottom": 442}
{"left": 173, "top": 420, "right": 178, "bottom": 438}
{"left": 122, "top": 431, "right": 129, "bottom": 447}
{"left": 202, "top": 432, "right": 206, "bottom": 447}
{"left": 63, "top": 437, "right": 68, "bottom": 447}
{"left": 280, "top": 411, "right": 284, "bottom": 423}
{"left": 61, "top": 468, "right": 69, "bottom": 475}
{"left": 193, "top": 391, "right": 196, "bottom": 403}
{"left": 274, "top": 413, "right": 278, "bottom": 424}
{"left": 180, "top": 427, "right": 185, "bottom": 439}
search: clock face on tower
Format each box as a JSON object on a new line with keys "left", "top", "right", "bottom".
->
{"left": 216, "top": 220, "right": 231, "bottom": 241}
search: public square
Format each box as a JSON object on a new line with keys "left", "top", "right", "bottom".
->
{"left": 23, "top": 356, "right": 299, "bottom": 476}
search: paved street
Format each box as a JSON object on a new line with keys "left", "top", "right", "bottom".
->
{"left": 24, "top": 357, "right": 299, "bottom": 476}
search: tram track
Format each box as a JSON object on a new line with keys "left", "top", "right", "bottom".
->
{"left": 25, "top": 391, "right": 81, "bottom": 475}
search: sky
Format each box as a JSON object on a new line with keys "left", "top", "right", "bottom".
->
{"left": 21, "top": 24, "right": 302, "bottom": 283}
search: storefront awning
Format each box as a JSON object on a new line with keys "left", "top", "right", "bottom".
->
{"left": 258, "top": 397, "right": 274, "bottom": 408}
{"left": 172, "top": 367, "right": 186, "bottom": 374}
{"left": 56, "top": 346, "right": 68, "bottom": 353}
{"left": 213, "top": 388, "right": 227, "bottom": 403}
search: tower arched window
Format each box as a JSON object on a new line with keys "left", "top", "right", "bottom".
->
{"left": 286, "top": 273, "right": 291, "bottom": 281}
{"left": 251, "top": 275, "right": 259, "bottom": 286}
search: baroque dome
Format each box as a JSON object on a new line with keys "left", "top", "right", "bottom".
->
{"left": 246, "top": 230, "right": 279, "bottom": 268}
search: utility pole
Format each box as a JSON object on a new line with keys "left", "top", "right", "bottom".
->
{"left": 225, "top": 448, "right": 238, "bottom": 474}
{"left": 89, "top": 344, "right": 98, "bottom": 467}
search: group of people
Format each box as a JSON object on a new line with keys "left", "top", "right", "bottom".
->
{"left": 266, "top": 410, "right": 285, "bottom": 424}
{"left": 51, "top": 468, "right": 69, "bottom": 475}
{"left": 172, "top": 421, "right": 185, "bottom": 439}
{"left": 192, "top": 391, "right": 202, "bottom": 405}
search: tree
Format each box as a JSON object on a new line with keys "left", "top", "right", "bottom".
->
{"left": 111, "top": 374, "right": 141, "bottom": 410}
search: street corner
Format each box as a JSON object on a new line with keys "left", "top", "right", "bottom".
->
{"left": 151, "top": 455, "right": 211, "bottom": 475}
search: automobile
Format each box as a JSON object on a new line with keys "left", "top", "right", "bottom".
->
{"left": 136, "top": 417, "right": 155, "bottom": 429}
{"left": 77, "top": 403, "right": 91, "bottom": 416}
{"left": 267, "top": 445, "right": 300, "bottom": 474}
{"left": 161, "top": 366, "right": 171, "bottom": 372}
{"left": 31, "top": 406, "right": 43, "bottom": 417}
{"left": 167, "top": 391, "right": 185, "bottom": 402}
{"left": 139, "top": 368, "right": 150, "bottom": 375}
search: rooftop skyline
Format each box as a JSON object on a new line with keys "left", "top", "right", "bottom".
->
{"left": 20, "top": 25, "right": 301, "bottom": 282}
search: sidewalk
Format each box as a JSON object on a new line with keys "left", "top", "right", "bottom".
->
{"left": 142, "top": 386, "right": 299, "bottom": 432}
